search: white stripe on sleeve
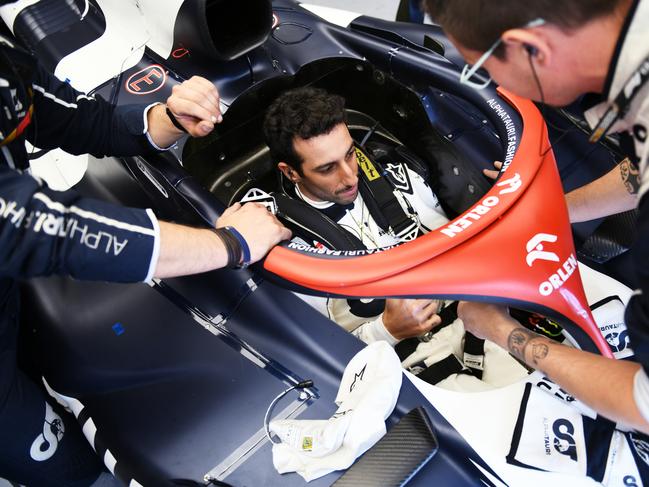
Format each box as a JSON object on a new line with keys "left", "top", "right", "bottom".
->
{"left": 32, "top": 84, "right": 78, "bottom": 109}
{"left": 33, "top": 192, "right": 155, "bottom": 236}
{"left": 143, "top": 208, "right": 160, "bottom": 282}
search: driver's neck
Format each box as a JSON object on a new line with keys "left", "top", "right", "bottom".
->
{"left": 295, "top": 183, "right": 333, "bottom": 209}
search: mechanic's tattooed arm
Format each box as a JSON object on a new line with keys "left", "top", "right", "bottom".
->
{"left": 458, "top": 301, "right": 649, "bottom": 433}
{"left": 506, "top": 327, "right": 550, "bottom": 367}
{"left": 564, "top": 158, "right": 638, "bottom": 222}
{"left": 619, "top": 157, "right": 641, "bottom": 195}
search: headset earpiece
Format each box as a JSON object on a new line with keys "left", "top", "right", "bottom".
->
{"left": 524, "top": 43, "right": 538, "bottom": 57}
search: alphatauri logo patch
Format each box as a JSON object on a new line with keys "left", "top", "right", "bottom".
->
{"left": 30, "top": 402, "right": 65, "bottom": 462}
{"left": 552, "top": 418, "right": 578, "bottom": 462}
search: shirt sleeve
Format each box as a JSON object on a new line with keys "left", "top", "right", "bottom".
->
{"left": 350, "top": 315, "right": 399, "bottom": 346}
{"left": 26, "top": 62, "right": 160, "bottom": 157}
{"left": 625, "top": 195, "right": 649, "bottom": 373}
{"left": 0, "top": 165, "right": 158, "bottom": 283}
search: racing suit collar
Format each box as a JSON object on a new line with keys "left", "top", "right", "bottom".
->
{"left": 294, "top": 183, "right": 335, "bottom": 210}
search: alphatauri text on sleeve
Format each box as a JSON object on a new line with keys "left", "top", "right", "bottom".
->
{"left": 0, "top": 166, "right": 158, "bottom": 283}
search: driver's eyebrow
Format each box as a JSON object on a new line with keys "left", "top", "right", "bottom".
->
{"left": 315, "top": 142, "right": 355, "bottom": 171}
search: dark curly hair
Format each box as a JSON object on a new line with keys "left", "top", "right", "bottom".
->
{"left": 263, "top": 87, "right": 347, "bottom": 175}
{"left": 424, "top": 0, "right": 626, "bottom": 58}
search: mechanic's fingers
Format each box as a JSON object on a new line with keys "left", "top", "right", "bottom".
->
{"left": 171, "top": 83, "right": 221, "bottom": 122}
{"left": 414, "top": 299, "right": 441, "bottom": 318}
{"left": 189, "top": 75, "right": 221, "bottom": 105}
{"left": 483, "top": 160, "right": 503, "bottom": 180}
{"left": 426, "top": 313, "right": 443, "bottom": 329}
{"left": 276, "top": 221, "right": 293, "bottom": 241}
{"left": 219, "top": 202, "right": 241, "bottom": 220}
{"left": 168, "top": 99, "right": 216, "bottom": 135}
{"left": 175, "top": 76, "right": 221, "bottom": 111}
{"left": 169, "top": 93, "right": 220, "bottom": 128}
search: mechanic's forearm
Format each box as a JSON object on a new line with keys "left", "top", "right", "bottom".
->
{"left": 146, "top": 103, "right": 186, "bottom": 149}
{"left": 566, "top": 158, "right": 638, "bottom": 222}
{"left": 488, "top": 318, "right": 649, "bottom": 433}
{"left": 154, "top": 221, "right": 228, "bottom": 278}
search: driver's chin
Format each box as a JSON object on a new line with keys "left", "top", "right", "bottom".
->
{"left": 332, "top": 187, "right": 358, "bottom": 205}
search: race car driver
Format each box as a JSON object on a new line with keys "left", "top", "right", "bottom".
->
{"left": 263, "top": 87, "right": 449, "bottom": 344}
{"left": 262, "top": 87, "right": 528, "bottom": 389}
{"left": 424, "top": 0, "right": 649, "bottom": 434}
{"left": 0, "top": 37, "right": 290, "bottom": 486}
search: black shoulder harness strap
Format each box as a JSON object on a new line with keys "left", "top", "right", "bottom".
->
{"left": 355, "top": 146, "right": 419, "bottom": 241}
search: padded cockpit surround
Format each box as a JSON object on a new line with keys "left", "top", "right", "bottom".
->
{"left": 182, "top": 59, "right": 492, "bottom": 221}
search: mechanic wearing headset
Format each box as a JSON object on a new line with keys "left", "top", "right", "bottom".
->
{"left": 424, "top": 0, "right": 649, "bottom": 434}
{"left": 0, "top": 37, "right": 290, "bottom": 486}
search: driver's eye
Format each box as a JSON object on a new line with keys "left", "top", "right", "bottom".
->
{"left": 319, "top": 165, "right": 334, "bottom": 174}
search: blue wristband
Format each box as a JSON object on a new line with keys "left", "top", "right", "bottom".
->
{"left": 225, "top": 226, "right": 251, "bottom": 269}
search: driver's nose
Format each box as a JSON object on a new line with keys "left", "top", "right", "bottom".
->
{"left": 340, "top": 161, "right": 358, "bottom": 188}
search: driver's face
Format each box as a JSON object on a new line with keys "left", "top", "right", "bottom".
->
{"left": 289, "top": 123, "right": 359, "bottom": 205}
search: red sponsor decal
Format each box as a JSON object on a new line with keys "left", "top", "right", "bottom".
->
{"left": 125, "top": 65, "right": 167, "bottom": 95}
{"left": 172, "top": 48, "right": 189, "bottom": 59}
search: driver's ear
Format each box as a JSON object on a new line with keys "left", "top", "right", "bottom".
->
{"left": 278, "top": 162, "right": 300, "bottom": 183}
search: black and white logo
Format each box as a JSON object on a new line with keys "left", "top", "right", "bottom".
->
{"left": 606, "top": 330, "right": 630, "bottom": 353}
{"left": 30, "top": 402, "right": 65, "bottom": 462}
{"left": 349, "top": 364, "right": 366, "bottom": 393}
{"left": 384, "top": 163, "right": 413, "bottom": 194}
{"left": 240, "top": 187, "right": 278, "bottom": 214}
{"left": 526, "top": 233, "right": 560, "bottom": 267}
{"left": 629, "top": 432, "right": 649, "bottom": 467}
{"left": 536, "top": 376, "right": 576, "bottom": 404}
{"left": 552, "top": 418, "right": 578, "bottom": 462}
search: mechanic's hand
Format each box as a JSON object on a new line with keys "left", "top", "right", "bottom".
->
{"left": 382, "top": 298, "right": 442, "bottom": 340}
{"left": 166, "top": 76, "right": 222, "bottom": 137}
{"left": 216, "top": 202, "right": 292, "bottom": 263}
{"left": 483, "top": 160, "right": 503, "bottom": 180}
{"left": 457, "top": 301, "right": 517, "bottom": 343}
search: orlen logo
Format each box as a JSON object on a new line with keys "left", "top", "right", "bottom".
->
{"left": 440, "top": 196, "right": 499, "bottom": 238}
{"left": 526, "top": 233, "right": 560, "bottom": 267}
{"left": 527, "top": 233, "right": 579, "bottom": 297}
{"left": 126, "top": 65, "right": 166, "bottom": 95}
{"left": 496, "top": 172, "right": 522, "bottom": 195}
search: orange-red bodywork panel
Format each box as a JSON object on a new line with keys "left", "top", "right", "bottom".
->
{"left": 264, "top": 88, "right": 612, "bottom": 357}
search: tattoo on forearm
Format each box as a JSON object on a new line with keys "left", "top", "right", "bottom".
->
{"left": 507, "top": 328, "right": 533, "bottom": 360}
{"left": 531, "top": 342, "right": 549, "bottom": 365}
{"left": 506, "top": 327, "right": 550, "bottom": 366}
{"left": 620, "top": 158, "right": 641, "bottom": 195}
